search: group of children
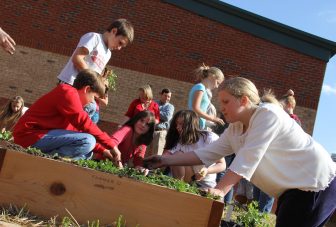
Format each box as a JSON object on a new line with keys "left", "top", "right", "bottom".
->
{"left": 2, "top": 18, "right": 336, "bottom": 227}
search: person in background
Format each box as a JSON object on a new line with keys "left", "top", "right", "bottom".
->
{"left": 145, "top": 77, "right": 336, "bottom": 227}
{"left": 0, "top": 96, "right": 25, "bottom": 133}
{"left": 148, "top": 88, "right": 174, "bottom": 156}
{"left": 57, "top": 19, "right": 134, "bottom": 122}
{"left": 94, "top": 111, "right": 155, "bottom": 174}
{"left": 123, "top": 84, "right": 160, "bottom": 124}
{"left": 188, "top": 64, "right": 225, "bottom": 129}
{"left": 13, "top": 69, "right": 119, "bottom": 161}
{"left": 0, "top": 27, "right": 16, "bottom": 54}
{"left": 279, "top": 89, "right": 302, "bottom": 126}
{"left": 163, "top": 110, "right": 225, "bottom": 189}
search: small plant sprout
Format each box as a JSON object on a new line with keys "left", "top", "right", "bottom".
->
{"left": 0, "top": 130, "right": 12, "bottom": 141}
{"left": 102, "top": 67, "right": 118, "bottom": 92}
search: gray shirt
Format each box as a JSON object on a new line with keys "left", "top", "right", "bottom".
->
{"left": 155, "top": 100, "right": 174, "bottom": 130}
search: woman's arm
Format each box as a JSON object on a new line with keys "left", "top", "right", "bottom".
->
{"left": 209, "top": 169, "right": 242, "bottom": 197}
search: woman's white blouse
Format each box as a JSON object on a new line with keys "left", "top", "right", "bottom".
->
{"left": 194, "top": 103, "right": 336, "bottom": 198}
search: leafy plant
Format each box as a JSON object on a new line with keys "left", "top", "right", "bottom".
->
{"left": 236, "top": 201, "right": 271, "bottom": 227}
{"left": 0, "top": 130, "right": 12, "bottom": 141}
{"left": 26, "top": 146, "right": 44, "bottom": 156}
{"left": 102, "top": 68, "right": 118, "bottom": 92}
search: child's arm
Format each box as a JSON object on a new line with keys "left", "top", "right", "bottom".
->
{"left": 194, "top": 158, "right": 226, "bottom": 181}
{"left": 207, "top": 157, "right": 226, "bottom": 174}
{"left": 192, "top": 90, "right": 224, "bottom": 125}
{"left": 72, "top": 47, "right": 90, "bottom": 71}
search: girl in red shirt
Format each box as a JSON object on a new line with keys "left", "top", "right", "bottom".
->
{"left": 95, "top": 110, "right": 155, "bottom": 172}
{"left": 124, "top": 84, "right": 160, "bottom": 124}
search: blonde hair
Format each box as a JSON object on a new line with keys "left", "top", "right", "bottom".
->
{"left": 220, "top": 77, "right": 279, "bottom": 105}
{"left": 138, "top": 84, "right": 153, "bottom": 100}
{"left": 280, "top": 89, "right": 296, "bottom": 108}
{"left": 220, "top": 77, "right": 260, "bottom": 104}
{"left": 194, "top": 64, "right": 224, "bottom": 82}
{"left": 0, "top": 96, "right": 25, "bottom": 132}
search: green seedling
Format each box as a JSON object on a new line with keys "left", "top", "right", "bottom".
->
{"left": 0, "top": 130, "right": 12, "bottom": 141}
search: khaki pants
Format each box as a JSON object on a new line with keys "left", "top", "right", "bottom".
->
{"left": 146, "top": 130, "right": 167, "bottom": 157}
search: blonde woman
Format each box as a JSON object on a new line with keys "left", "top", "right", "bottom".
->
{"left": 188, "top": 64, "right": 225, "bottom": 129}
{"left": 145, "top": 77, "right": 336, "bottom": 227}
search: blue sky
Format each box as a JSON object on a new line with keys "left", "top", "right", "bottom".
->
{"left": 221, "top": 0, "right": 336, "bottom": 154}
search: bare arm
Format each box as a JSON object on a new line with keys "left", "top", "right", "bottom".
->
{"left": 209, "top": 169, "right": 242, "bottom": 197}
{"left": 72, "top": 47, "right": 90, "bottom": 71}
{"left": 192, "top": 90, "right": 224, "bottom": 125}
{"left": 194, "top": 158, "right": 226, "bottom": 181}
{"left": 144, "top": 151, "right": 203, "bottom": 169}
{"left": 206, "top": 157, "right": 226, "bottom": 174}
{"left": 0, "top": 27, "right": 16, "bottom": 54}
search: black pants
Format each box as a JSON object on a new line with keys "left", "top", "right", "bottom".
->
{"left": 276, "top": 177, "right": 336, "bottom": 227}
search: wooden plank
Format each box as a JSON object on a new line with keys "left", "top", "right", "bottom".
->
{"left": 0, "top": 150, "right": 223, "bottom": 226}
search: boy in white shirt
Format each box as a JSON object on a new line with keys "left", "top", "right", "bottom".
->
{"left": 58, "top": 19, "right": 134, "bottom": 122}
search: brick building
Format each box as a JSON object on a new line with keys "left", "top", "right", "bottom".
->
{"left": 1, "top": 0, "right": 336, "bottom": 134}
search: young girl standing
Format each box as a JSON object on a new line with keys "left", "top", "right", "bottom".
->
{"left": 145, "top": 77, "right": 336, "bottom": 226}
{"left": 164, "top": 110, "right": 225, "bottom": 189}
{"left": 279, "top": 89, "right": 302, "bottom": 126}
{"left": 95, "top": 110, "right": 155, "bottom": 171}
{"left": 188, "top": 64, "right": 225, "bottom": 129}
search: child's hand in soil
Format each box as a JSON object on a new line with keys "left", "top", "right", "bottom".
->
{"left": 143, "top": 155, "right": 165, "bottom": 169}
{"left": 135, "top": 166, "right": 149, "bottom": 176}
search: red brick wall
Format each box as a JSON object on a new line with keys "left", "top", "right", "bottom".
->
{"left": 0, "top": 0, "right": 326, "bottom": 110}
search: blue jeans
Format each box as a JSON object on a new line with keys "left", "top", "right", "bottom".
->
{"left": 253, "top": 185, "right": 274, "bottom": 213}
{"left": 32, "top": 129, "right": 96, "bottom": 160}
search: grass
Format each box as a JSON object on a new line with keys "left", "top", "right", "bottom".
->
{"left": 0, "top": 205, "right": 130, "bottom": 226}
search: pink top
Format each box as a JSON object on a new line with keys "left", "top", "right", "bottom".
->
{"left": 95, "top": 126, "right": 146, "bottom": 167}
{"left": 125, "top": 98, "right": 160, "bottom": 122}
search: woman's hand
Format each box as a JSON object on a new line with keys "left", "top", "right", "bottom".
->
{"left": 207, "top": 188, "right": 225, "bottom": 200}
{"left": 194, "top": 167, "right": 208, "bottom": 181}
{"left": 143, "top": 155, "right": 165, "bottom": 169}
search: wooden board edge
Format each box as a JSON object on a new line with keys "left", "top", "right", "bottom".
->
{"left": 0, "top": 148, "right": 7, "bottom": 173}
{"left": 207, "top": 200, "right": 224, "bottom": 227}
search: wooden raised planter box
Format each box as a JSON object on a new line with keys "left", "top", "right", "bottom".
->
{"left": 0, "top": 147, "right": 224, "bottom": 226}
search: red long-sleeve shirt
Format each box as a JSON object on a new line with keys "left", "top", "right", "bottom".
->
{"left": 13, "top": 84, "right": 114, "bottom": 152}
{"left": 125, "top": 98, "right": 160, "bottom": 122}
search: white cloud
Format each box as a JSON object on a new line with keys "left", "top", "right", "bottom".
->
{"left": 317, "top": 10, "right": 336, "bottom": 23}
{"left": 322, "top": 84, "right": 336, "bottom": 95}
